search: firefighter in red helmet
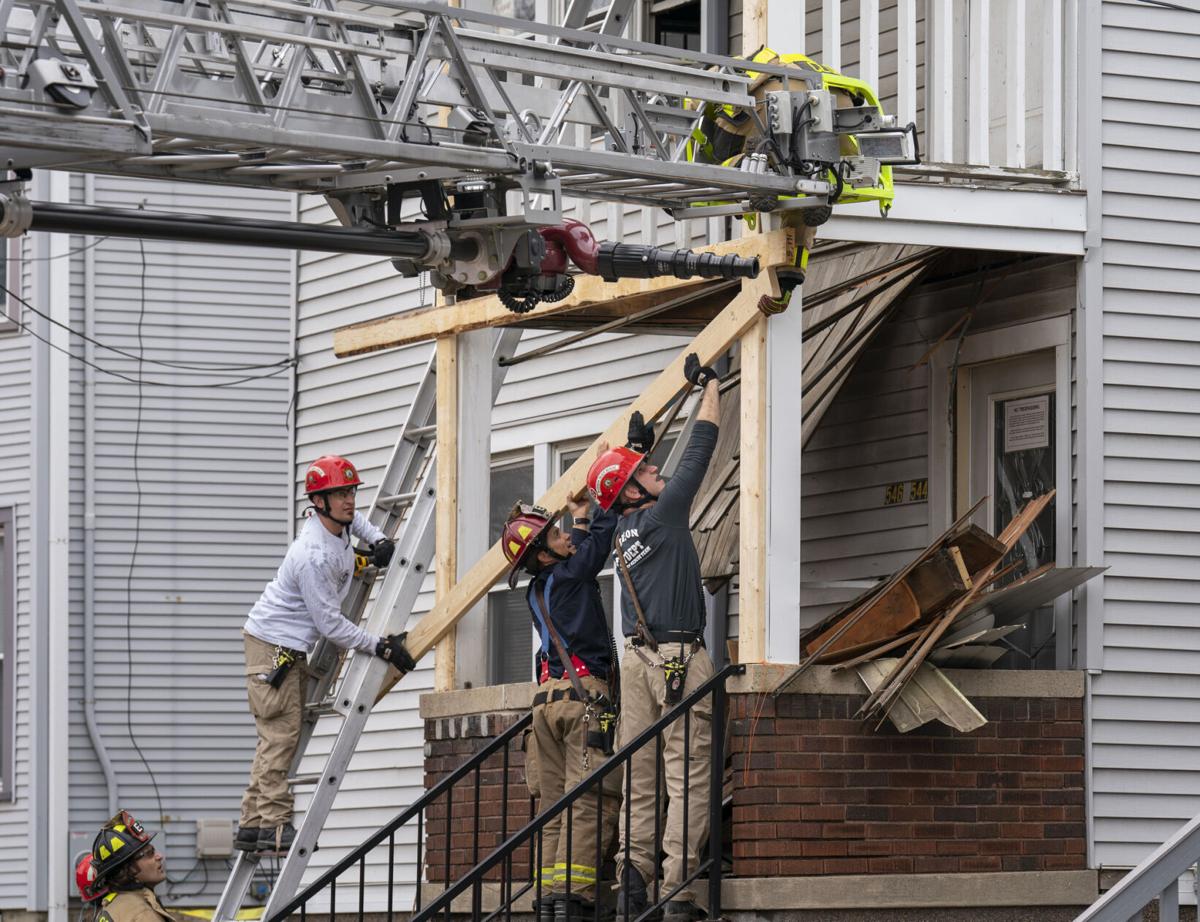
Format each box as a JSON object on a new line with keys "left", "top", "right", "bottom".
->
{"left": 237, "top": 454, "right": 415, "bottom": 854}
{"left": 76, "top": 854, "right": 110, "bottom": 922}
{"left": 501, "top": 470, "right": 622, "bottom": 922}
{"left": 88, "top": 811, "right": 176, "bottom": 922}
{"left": 587, "top": 353, "right": 721, "bottom": 922}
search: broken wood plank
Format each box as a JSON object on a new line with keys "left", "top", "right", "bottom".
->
{"left": 830, "top": 628, "right": 925, "bottom": 671}
{"left": 906, "top": 548, "right": 972, "bottom": 616}
{"left": 332, "top": 230, "right": 796, "bottom": 357}
{"left": 774, "top": 497, "right": 988, "bottom": 695}
{"left": 863, "top": 491, "right": 1056, "bottom": 718}
{"left": 947, "top": 523, "right": 1007, "bottom": 575}
{"left": 805, "top": 580, "right": 920, "bottom": 657}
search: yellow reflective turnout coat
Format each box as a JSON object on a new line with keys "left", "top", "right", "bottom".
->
{"left": 96, "top": 888, "right": 177, "bottom": 922}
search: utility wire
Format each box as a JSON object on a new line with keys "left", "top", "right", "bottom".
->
{"left": 2, "top": 297, "right": 293, "bottom": 388}
{"left": 1134, "top": 0, "right": 1199, "bottom": 12}
{"left": 2, "top": 281, "right": 294, "bottom": 372}
{"left": 17, "top": 235, "right": 111, "bottom": 261}
{"left": 125, "top": 235, "right": 170, "bottom": 852}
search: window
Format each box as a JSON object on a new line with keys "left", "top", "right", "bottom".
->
{"left": 0, "top": 509, "right": 14, "bottom": 802}
{"left": 0, "top": 240, "right": 19, "bottom": 334}
{"left": 488, "top": 457, "right": 535, "bottom": 685}
{"left": 489, "top": 456, "right": 535, "bottom": 539}
{"left": 650, "top": 0, "right": 700, "bottom": 51}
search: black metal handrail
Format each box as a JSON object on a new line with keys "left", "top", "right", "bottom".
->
{"left": 413, "top": 662, "right": 746, "bottom": 922}
{"left": 269, "top": 710, "right": 534, "bottom": 922}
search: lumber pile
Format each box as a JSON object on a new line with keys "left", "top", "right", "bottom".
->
{"left": 780, "top": 492, "right": 1103, "bottom": 734}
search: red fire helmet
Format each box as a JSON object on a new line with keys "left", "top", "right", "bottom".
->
{"left": 304, "top": 454, "right": 363, "bottom": 496}
{"left": 586, "top": 446, "right": 645, "bottom": 511}
{"left": 501, "top": 503, "right": 554, "bottom": 589}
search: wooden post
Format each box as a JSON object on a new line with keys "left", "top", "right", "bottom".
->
{"left": 743, "top": 0, "right": 767, "bottom": 53}
{"left": 434, "top": 334, "right": 458, "bottom": 691}
{"left": 738, "top": 314, "right": 768, "bottom": 663}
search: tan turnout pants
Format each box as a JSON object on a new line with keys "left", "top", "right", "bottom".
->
{"left": 526, "top": 675, "right": 621, "bottom": 899}
{"left": 240, "top": 631, "right": 307, "bottom": 829}
{"left": 616, "top": 640, "right": 714, "bottom": 904}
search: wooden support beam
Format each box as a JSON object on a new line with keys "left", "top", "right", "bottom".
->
{"left": 332, "top": 230, "right": 795, "bottom": 357}
{"left": 434, "top": 334, "right": 458, "bottom": 692}
{"left": 738, "top": 313, "right": 768, "bottom": 663}
{"left": 398, "top": 273, "right": 780, "bottom": 669}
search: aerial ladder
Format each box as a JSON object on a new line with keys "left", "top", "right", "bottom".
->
{"left": 0, "top": 0, "right": 917, "bottom": 916}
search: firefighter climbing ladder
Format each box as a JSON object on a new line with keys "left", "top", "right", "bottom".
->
{"left": 212, "top": 327, "right": 523, "bottom": 922}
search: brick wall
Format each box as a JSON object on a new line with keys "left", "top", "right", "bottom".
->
{"left": 728, "top": 692, "right": 1087, "bottom": 878}
{"left": 423, "top": 712, "right": 536, "bottom": 882}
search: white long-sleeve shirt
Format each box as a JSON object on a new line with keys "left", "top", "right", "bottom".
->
{"left": 244, "top": 511, "right": 386, "bottom": 654}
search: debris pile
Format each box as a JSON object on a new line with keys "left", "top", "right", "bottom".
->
{"left": 782, "top": 491, "right": 1103, "bottom": 733}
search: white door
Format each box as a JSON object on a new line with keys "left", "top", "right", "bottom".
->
{"left": 956, "top": 350, "right": 1061, "bottom": 668}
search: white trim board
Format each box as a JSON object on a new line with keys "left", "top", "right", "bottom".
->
{"left": 826, "top": 184, "right": 1087, "bottom": 256}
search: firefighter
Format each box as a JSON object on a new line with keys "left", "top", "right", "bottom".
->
{"left": 586, "top": 354, "right": 721, "bottom": 922}
{"left": 89, "top": 811, "right": 176, "bottom": 922}
{"left": 502, "top": 486, "right": 622, "bottom": 922}
{"left": 238, "top": 454, "right": 415, "bottom": 854}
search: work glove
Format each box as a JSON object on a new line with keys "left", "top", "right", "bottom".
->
{"left": 684, "top": 352, "right": 719, "bottom": 388}
{"left": 626, "top": 411, "right": 656, "bottom": 454}
{"left": 370, "top": 537, "right": 395, "bottom": 568}
{"left": 375, "top": 632, "right": 416, "bottom": 673}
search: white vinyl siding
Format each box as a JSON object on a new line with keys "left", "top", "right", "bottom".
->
{"left": 0, "top": 234, "right": 33, "bottom": 905}
{"left": 59, "top": 176, "right": 293, "bottom": 906}
{"left": 1089, "top": 0, "right": 1200, "bottom": 869}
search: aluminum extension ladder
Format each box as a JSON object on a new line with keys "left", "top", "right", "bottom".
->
{"left": 213, "top": 327, "right": 522, "bottom": 922}
{"left": 0, "top": 0, "right": 830, "bottom": 218}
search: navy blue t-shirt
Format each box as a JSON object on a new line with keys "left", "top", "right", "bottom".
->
{"left": 527, "top": 507, "right": 618, "bottom": 680}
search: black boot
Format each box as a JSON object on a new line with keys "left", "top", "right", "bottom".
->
{"left": 615, "top": 866, "right": 657, "bottom": 920}
{"left": 554, "top": 893, "right": 613, "bottom": 922}
{"left": 257, "top": 823, "right": 295, "bottom": 854}
{"left": 532, "top": 896, "right": 556, "bottom": 922}
{"left": 662, "top": 901, "right": 705, "bottom": 922}
{"left": 233, "top": 826, "right": 259, "bottom": 852}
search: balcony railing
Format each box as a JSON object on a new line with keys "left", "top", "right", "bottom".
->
{"left": 807, "top": 0, "right": 1076, "bottom": 179}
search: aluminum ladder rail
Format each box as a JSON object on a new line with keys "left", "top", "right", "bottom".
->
{"left": 0, "top": 0, "right": 831, "bottom": 216}
{"left": 212, "top": 327, "right": 522, "bottom": 922}
{"left": 1074, "top": 812, "right": 1200, "bottom": 922}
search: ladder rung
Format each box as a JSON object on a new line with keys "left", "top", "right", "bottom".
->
{"left": 402, "top": 424, "right": 436, "bottom": 442}
{"left": 287, "top": 774, "right": 321, "bottom": 787}
{"left": 377, "top": 490, "right": 417, "bottom": 507}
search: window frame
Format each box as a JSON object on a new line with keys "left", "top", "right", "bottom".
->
{"left": 487, "top": 452, "right": 537, "bottom": 685}
{"left": 0, "top": 508, "right": 15, "bottom": 802}
{"left": 0, "top": 239, "right": 20, "bottom": 335}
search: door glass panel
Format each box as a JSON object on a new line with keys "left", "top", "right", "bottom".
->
{"left": 990, "top": 389, "right": 1057, "bottom": 669}
{"left": 993, "top": 391, "right": 1056, "bottom": 574}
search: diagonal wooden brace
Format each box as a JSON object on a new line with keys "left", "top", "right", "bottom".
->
{"left": 376, "top": 270, "right": 781, "bottom": 698}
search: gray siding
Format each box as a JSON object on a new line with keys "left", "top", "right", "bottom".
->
{"left": 60, "top": 177, "right": 294, "bottom": 906}
{"left": 0, "top": 236, "right": 33, "bottom": 905}
{"left": 1090, "top": 0, "right": 1200, "bottom": 869}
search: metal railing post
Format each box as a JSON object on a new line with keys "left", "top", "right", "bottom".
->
{"left": 707, "top": 678, "right": 727, "bottom": 920}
